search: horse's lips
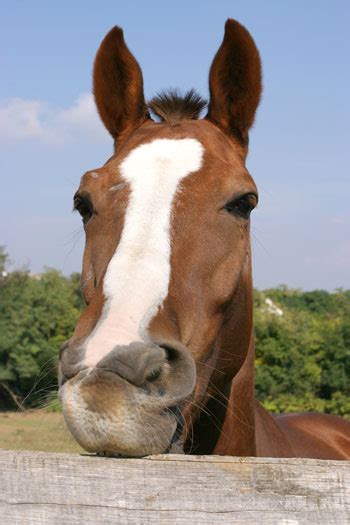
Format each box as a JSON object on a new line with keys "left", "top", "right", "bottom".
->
{"left": 94, "top": 409, "right": 185, "bottom": 459}
{"left": 58, "top": 367, "right": 91, "bottom": 401}
{"left": 94, "top": 410, "right": 185, "bottom": 458}
{"left": 60, "top": 370, "right": 182, "bottom": 457}
{"left": 165, "top": 405, "right": 186, "bottom": 451}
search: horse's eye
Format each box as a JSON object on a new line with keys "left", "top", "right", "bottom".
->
{"left": 73, "top": 194, "right": 93, "bottom": 224}
{"left": 224, "top": 193, "right": 258, "bottom": 219}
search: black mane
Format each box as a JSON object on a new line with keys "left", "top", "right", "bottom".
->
{"left": 148, "top": 89, "right": 207, "bottom": 123}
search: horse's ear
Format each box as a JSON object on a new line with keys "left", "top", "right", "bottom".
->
{"left": 93, "top": 27, "right": 149, "bottom": 141}
{"left": 206, "top": 19, "right": 262, "bottom": 145}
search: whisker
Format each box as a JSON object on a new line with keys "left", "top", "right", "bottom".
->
{"left": 251, "top": 230, "right": 271, "bottom": 257}
{"left": 19, "top": 357, "right": 58, "bottom": 410}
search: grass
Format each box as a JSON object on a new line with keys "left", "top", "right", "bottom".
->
{"left": 0, "top": 410, "right": 84, "bottom": 453}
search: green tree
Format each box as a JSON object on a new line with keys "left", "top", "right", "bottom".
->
{"left": 254, "top": 289, "right": 350, "bottom": 419}
{"left": 0, "top": 268, "right": 82, "bottom": 409}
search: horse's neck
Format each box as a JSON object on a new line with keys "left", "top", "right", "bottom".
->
{"left": 188, "top": 249, "right": 291, "bottom": 456}
{"left": 215, "top": 250, "right": 257, "bottom": 455}
{"left": 187, "top": 251, "right": 256, "bottom": 454}
{"left": 213, "top": 329, "right": 257, "bottom": 456}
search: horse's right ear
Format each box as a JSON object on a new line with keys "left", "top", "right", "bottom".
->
{"left": 93, "top": 27, "right": 149, "bottom": 141}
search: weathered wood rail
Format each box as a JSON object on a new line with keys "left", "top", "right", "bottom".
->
{"left": 0, "top": 449, "right": 349, "bottom": 524}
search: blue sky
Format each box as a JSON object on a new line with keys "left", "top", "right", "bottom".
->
{"left": 1, "top": 1, "right": 349, "bottom": 290}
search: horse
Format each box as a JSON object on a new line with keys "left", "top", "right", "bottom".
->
{"left": 59, "top": 19, "right": 350, "bottom": 459}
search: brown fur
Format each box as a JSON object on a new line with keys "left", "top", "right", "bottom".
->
{"left": 59, "top": 19, "right": 350, "bottom": 460}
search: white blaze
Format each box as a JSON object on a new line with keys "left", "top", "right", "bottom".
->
{"left": 84, "top": 138, "right": 204, "bottom": 367}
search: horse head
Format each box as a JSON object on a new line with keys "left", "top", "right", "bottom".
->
{"left": 59, "top": 19, "right": 262, "bottom": 456}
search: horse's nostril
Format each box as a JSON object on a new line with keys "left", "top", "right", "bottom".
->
{"left": 96, "top": 343, "right": 167, "bottom": 388}
{"left": 146, "top": 366, "right": 162, "bottom": 383}
{"left": 159, "top": 344, "right": 179, "bottom": 362}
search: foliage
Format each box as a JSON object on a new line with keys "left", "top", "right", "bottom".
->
{"left": 0, "top": 260, "right": 83, "bottom": 409}
{"left": 254, "top": 287, "right": 350, "bottom": 419}
{"left": 0, "top": 248, "right": 348, "bottom": 419}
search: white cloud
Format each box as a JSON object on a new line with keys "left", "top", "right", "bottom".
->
{"left": 304, "top": 241, "right": 350, "bottom": 269}
{"left": 0, "top": 98, "right": 45, "bottom": 141}
{"left": 331, "top": 217, "right": 346, "bottom": 225}
{"left": 0, "top": 93, "right": 109, "bottom": 145}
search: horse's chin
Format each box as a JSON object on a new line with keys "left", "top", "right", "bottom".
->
{"left": 59, "top": 370, "right": 179, "bottom": 457}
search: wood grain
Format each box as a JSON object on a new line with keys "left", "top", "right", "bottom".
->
{"left": 0, "top": 449, "right": 349, "bottom": 524}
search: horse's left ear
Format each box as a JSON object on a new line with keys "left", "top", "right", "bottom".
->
{"left": 93, "top": 26, "right": 149, "bottom": 142}
{"left": 206, "top": 19, "right": 262, "bottom": 145}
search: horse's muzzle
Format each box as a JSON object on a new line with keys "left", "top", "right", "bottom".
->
{"left": 58, "top": 340, "right": 196, "bottom": 456}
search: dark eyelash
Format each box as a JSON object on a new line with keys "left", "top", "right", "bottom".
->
{"left": 224, "top": 193, "right": 257, "bottom": 219}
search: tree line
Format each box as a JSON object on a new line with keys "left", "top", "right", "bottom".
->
{"left": 0, "top": 248, "right": 349, "bottom": 418}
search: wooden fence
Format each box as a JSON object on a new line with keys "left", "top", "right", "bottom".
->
{"left": 0, "top": 449, "right": 349, "bottom": 524}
